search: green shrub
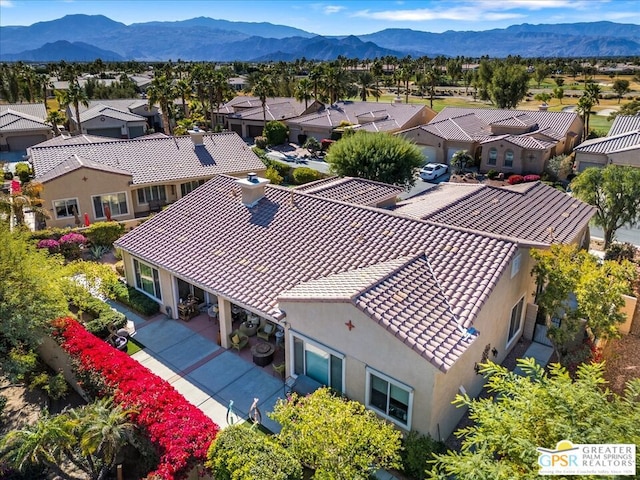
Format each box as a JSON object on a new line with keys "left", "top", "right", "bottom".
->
{"left": 6, "top": 348, "right": 39, "bottom": 382}
{"left": 108, "top": 281, "right": 160, "bottom": 316}
{"left": 264, "top": 121, "right": 289, "bottom": 146}
{"left": 254, "top": 136, "right": 268, "bottom": 149}
{"left": 292, "top": 167, "right": 321, "bottom": 185}
{"left": 265, "top": 166, "right": 283, "bottom": 185}
{"left": 400, "top": 430, "right": 446, "bottom": 479}
{"left": 0, "top": 394, "right": 7, "bottom": 417}
{"left": 486, "top": 169, "right": 498, "bottom": 180}
{"left": 72, "top": 289, "right": 127, "bottom": 338}
{"left": 269, "top": 160, "right": 291, "bottom": 179}
{"left": 29, "top": 371, "right": 68, "bottom": 401}
{"left": 303, "top": 136, "right": 321, "bottom": 154}
{"left": 28, "top": 227, "right": 72, "bottom": 242}
{"left": 84, "top": 221, "right": 124, "bottom": 247}
{"left": 14, "top": 163, "right": 32, "bottom": 183}
{"left": 206, "top": 424, "right": 302, "bottom": 480}
{"left": 89, "top": 244, "right": 111, "bottom": 260}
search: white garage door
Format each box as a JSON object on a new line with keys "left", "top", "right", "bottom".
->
{"left": 420, "top": 146, "right": 438, "bottom": 164}
{"left": 7, "top": 134, "right": 47, "bottom": 151}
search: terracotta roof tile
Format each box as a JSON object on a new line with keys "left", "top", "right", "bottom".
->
{"left": 37, "top": 154, "right": 131, "bottom": 183}
{"left": 0, "top": 109, "right": 50, "bottom": 131}
{"left": 31, "top": 132, "right": 265, "bottom": 185}
{"left": 295, "top": 176, "right": 402, "bottom": 206}
{"left": 0, "top": 103, "right": 47, "bottom": 120}
{"left": 116, "top": 175, "right": 517, "bottom": 371}
{"left": 395, "top": 181, "right": 594, "bottom": 244}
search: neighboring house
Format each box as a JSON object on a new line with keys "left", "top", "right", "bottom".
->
{"left": 0, "top": 103, "right": 53, "bottom": 151}
{"left": 286, "top": 100, "right": 435, "bottom": 143}
{"left": 222, "top": 96, "right": 322, "bottom": 139}
{"left": 574, "top": 115, "right": 640, "bottom": 171}
{"left": 400, "top": 107, "right": 583, "bottom": 174}
{"left": 66, "top": 99, "right": 162, "bottom": 137}
{"left": 29, "top": 130, "right": 266, "bottom": 228}
{"left": 114, "top": 174, "right": 593, "bottom": 441}
{"left": 229, "top": 76, "right": 249, "bottom": 92}
{"left": 294, "top": 176, "right": 403, "bottom": 209}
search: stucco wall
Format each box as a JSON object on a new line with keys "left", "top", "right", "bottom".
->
{"left": 42, "top": 167, "right": 134, "bottom": 228}
{"left": 121, "top": 250, "right": 174, "bottom": 316}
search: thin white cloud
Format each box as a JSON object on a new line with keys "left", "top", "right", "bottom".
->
{"left": 324, "top": 5, "right": 346, "bottom": 14}
{"left": 354, "top": 6, "right": 522, "bottom": 22}
{"left": 472, "top": 0, "right": 608, "bottom": 10}
{"left": 0, "top": 0, "right": 15, "bottom": 7}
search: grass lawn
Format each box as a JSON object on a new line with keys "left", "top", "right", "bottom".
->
{"left": 126, "top": 337, "right": 144, "bottom": 355}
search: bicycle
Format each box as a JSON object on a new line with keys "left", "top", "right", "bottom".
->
{"left": 226, "top": 398, "right": 261, "bottom": 426}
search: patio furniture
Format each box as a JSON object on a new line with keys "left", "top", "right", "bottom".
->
{"left": 251, "top": 342, "right": 275, "bottom": 366}
{"left": 257, "top": 321, "right": 276, "bottom": 341}
{"left": 207, "top": 304, "right": 219, "bottom": 321}
{"left": 240, "top": 319, "right": 259, "bottom": 337}
{"left": 272, "top": 362, "right": 286, "bottom": 379}
{"left": 228, "top": 330, "right": 249, "bottom": 351}
{"left": 275, "top": 327, "right": 285, "bottom": 348}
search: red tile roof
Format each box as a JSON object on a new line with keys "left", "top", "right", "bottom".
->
{"left": 294, "top": 176, "right": 402, "bottom": 207}
{"left": 116, "top": 175, "right": 518, "bottom": 371}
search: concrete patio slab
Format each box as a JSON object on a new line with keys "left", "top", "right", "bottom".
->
{"left": 186, "top": 351, "right": 253, "bottom": 393}
{"left": 170, "top": 377, "right": 214, "bottom": 407}
{"left": 133, "top": 318, "right": 197, "bottom": 353}
{"left": 155, "top": 334, "right": 220, "bottom": 371}
{"left": 514, "top": 342, "right": 554, "bottom": 375}
{"left": 259, "top": 389, "right": 286, "bottom": 433}
{"left": 131, "top": 351, "right": 179, "bottom": 381}
{"left": 199, "top": 396, "right": 242, "bottom": 426}
{"left": 216, "top": 367, "right": 284, "bottom": 415}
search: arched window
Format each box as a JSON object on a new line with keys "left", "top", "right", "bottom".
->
{"left": 504, "top": 150, "right": 514, "bottom": 168}
{"left": 488, "top": 148, "right": 497, "bottom": 165}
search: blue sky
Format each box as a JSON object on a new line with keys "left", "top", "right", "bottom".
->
{"left": 1, "top": 0, "right": 638, "bottom": 34}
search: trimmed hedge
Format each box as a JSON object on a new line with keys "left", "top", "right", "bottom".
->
{"left": 73, "top": 291, "right": 126, "bottom": 339}
{"left": 84, "top": 222, "right": 125, "bottom": 247}
{"left": 108, "top": 281, "right": 160, "bottom": 316}
{"left": 292, "top": 167, "right": 321, "bottom": 185}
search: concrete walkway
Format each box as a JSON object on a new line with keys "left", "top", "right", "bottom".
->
{"left": 108, "top": 303, "right": 286, "bottom": 433}
{"left": 514, "top": 341, "right": 554, "bottom": 376}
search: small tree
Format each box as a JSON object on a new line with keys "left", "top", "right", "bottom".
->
{"left": 265, "top": 166, "right": 284, "bottom": 185}
{"left": 552, "top": 86, "right": 564, "bottom": 104}
{"left": 206, "top": 425, "right": 302, "bottom": 480}
{"left": 450, "top": 150, "right": 473, "bottom": 174}
{"left": 327, "top": 131, "right": 423, "bottom": 189}
{"left": 303, "top": 136, "right": 321, "bottom": 156}
{"left": 612, "top": 79, "right": 630, "bottom": 104}
{"left": 428, "top": 359, "right": 640, "bottom": 479}
{"left": 544, "top": 154, "right": 573, "bottom": 182}
{"left": 263, "top": 120, "right": 289, "bottom": 146}
{"left": 270, "top": 388, "right": 402, "bottom": 479}
{"left": 570, "top": 165, "right": 640, "bottom": 249}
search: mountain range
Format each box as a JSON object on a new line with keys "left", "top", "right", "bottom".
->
{"left": 1, "top": 14, "right": 639, "bottom": 62}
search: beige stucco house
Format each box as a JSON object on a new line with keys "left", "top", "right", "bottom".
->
{"left": 114, "top": 174, "right": 594, "bottom": 441}
{"left": 400, "top": 107, "right": 583, "bottom": 174}
{"left": 0, "top": 103, "right": 53, "bottom": 151}
{"left": 30, "top": 131, "right": 266, "bottom": 228}
{"left": 286, "top": 100, "right": 435, "bottom": 143}
{"left": 574, "top": 115, "right": 640, "bottom": 171}
{"left": 66, "top": 99, "right": 162, "bottom": 137}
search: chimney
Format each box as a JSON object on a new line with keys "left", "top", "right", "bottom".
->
{"left": 538, "top": 102, "right": 549, "bottom": 111}
{"left": 235, "top": 172, "right": 270, "bottom": 208}
{"left": 188, "top": 126, "right": 204, "bottom": 146}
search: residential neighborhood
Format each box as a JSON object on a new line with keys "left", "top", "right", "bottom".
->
{"left": 1, "top": 2, "right": 640, "bottom": 480}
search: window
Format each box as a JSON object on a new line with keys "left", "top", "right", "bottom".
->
{"left": 488, "top": 148, "right": 497, "bottom": 165}
{"left": 511, "top": 253, "right": 522, "bottom": 279}
{"left": 53, "top": 198, "right": 79, "bottom": 219}
{"left": 504, "top": 150, "right": 514, "bottom": 168}
{"left": 133, "top": 259, "right": 162, "bottom": 300}
{"left": 292, "top": 334, "right": 343, "bottom": 393}
{"left": 137, "top": 185, "right": 167, "bottom": 205}
{"left": 507, "top": 296, "right": 525, "bottom": 345}
{"left": 180, "top": 179, "right": 205, "bottom": 197}
{"left": 366, "top": 367, "right": 413, "bottom": 427}
{"left": 92, "top": 192, "right": 128, "bottom": 218}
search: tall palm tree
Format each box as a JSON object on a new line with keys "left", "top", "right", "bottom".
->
{"left": 252, "top": 74, "right": 276, "bottom": 127}
{"left": 577, "top": 82, "right": 601, "bottom": 137}
{"left": 175, "top": 78, "right": 192, "bottom": 118}
{"left": 294, "top": 78, "right": 313, "bottom": 110}
{"left": 355, "top": 71, "right": 380, "bottom": 102}
{"left": 147, "top": 74, "right": 176, "bottom": 135}
{"left": 56, "top": 80, "right": 89, "bottom": 134}
{"left": 370, "top": 59, "right": 384, "bottom": 102}
{"left": 308, "top": 64, "right": 324, "bottom": 102}
{"left": 323, "top": 63, "right": 351, "bottom": 104}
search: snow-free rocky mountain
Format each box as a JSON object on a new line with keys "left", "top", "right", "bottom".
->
{"left": 1, "top": 15, "right": 639, "bottom": 61}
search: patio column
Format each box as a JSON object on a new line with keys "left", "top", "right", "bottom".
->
{"left": 218, "top": 296, "right": 233, "bottom": 349}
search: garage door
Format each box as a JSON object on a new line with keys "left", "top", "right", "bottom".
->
{"left": 129, "top": 126, "right": 145, "bottom": 138}
{"left": 86, "top": 128, "right": 121, "bottom": 138}
{"left": 7, "top": 135, "right": 47, "bottom": 151}
{"left": 248, "top": 125, "right": 264, "bottom": 138}
{"left": 420, "top": 146, "right": 438, "bottom": 164}
{"left": 230, "top": 123, "right": 242, "bottom": 136}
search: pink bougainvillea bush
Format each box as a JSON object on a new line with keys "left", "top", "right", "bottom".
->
{"left": 523, "top": 174, "right": 541, "bottom": 182}
{"left": 53, "top": 317, "right": 218, "bottom": 480}
{"left": 507, "top": 174, "right": 524, "bottom": 185}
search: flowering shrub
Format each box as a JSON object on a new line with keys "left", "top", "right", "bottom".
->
{"left": 53, "top": 317, "right": 218, "bottom": 479}
{"left": 507, "top": 174, "right": 524, "bottom": 185}
{"left": 37, "top": 238, "right": 60, "bottom": 254}
{"left": 523, "top": 174, "right": 541, "bottom": 182}
{"left": 59, "top": 233, "right": 88, "bottom": 260}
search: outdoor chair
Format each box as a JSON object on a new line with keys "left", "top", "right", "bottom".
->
{"left": 257, "top": 321, "right": 276, "bottom": 341}
{"left": 228, "top": 330, "right": 249, "bottom": 351}
{"left": 272, "top": 362, "right": 286, "bottom": 379}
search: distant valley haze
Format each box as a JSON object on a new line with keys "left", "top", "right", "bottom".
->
{"left": 0, "top": 0, "right": 639, "bottom": 60}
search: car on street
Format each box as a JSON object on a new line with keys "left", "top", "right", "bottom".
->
{"left": 419, "top": 163, "right": 448, "bottom": 181}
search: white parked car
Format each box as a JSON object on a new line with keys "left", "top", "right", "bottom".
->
{"left": 419, "top": 163, "right": 448, "bottom": 181}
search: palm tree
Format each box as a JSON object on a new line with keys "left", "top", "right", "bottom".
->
{"left": 147, "top": 74, "right": 176, "bottom": 135}
{"left": 450, "top": 150, "right": 474, "bottom": 174}
{"left": 175, "top": 78, "right": 192, "bottom": 117}
{"left": 56, "top": 80, "right": 89, "bottom": 134}
{"left": 251, "top": 73, "right": 276, "bottom": 127}
{"left": 370, "top": 59, "right": 384, "bottom": 102}
{"left": 0, "top": 181, "right": 49, "bottom": 228}
{"left": 355, "top": 71, "right": 380, "bottom": 102}
{"left": 323, "top": 63, "right": 350, "bottom": 104}
{"left": 577, "top": 82, "right": 601, "bottom": 137}
{"left": 308, "top": 64, "right": 324, "bottom": 102}
{"left": 46, "top": 109, "right": 66, "bottom": 136}
{"left": 294, "top": 78, "right": 313, "bottom": 110}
